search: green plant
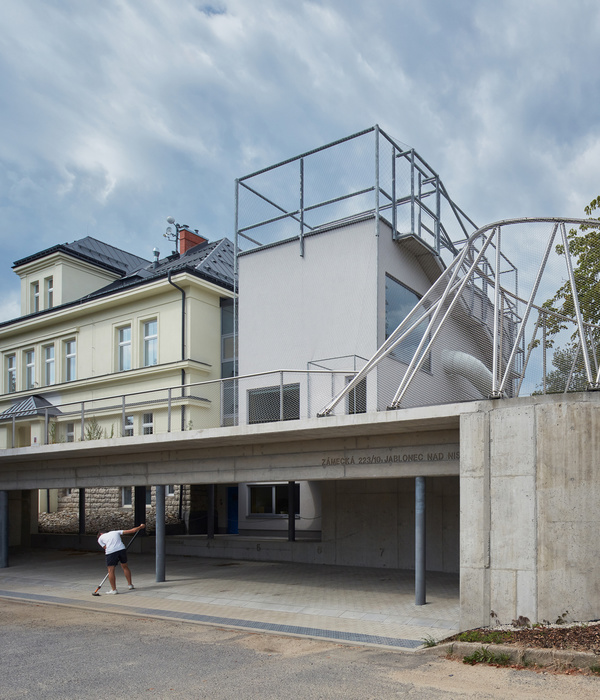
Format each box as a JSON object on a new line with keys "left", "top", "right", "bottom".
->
{"left": 589, "top": 664, "right": 600, "bottom": 675}
{"left": 84, "top": 418, "right": 114, "bottom": 441}
{"left": 421, "top": 635, "right": 438, "bottom": 648}
{"left": 456, "top": 630, "right": 511, "bottom": 645}
{"left": 463, "top": 647, "right": 510, "bottom": 666}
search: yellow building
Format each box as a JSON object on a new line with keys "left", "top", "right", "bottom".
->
{"left": 0, "top": 228, "right": 234, "bottom": 449}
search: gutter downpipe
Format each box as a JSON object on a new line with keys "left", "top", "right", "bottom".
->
{"left": 168, "top": 271, "right": 186, "bottom": 431}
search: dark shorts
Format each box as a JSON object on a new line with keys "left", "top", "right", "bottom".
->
{"left": 106, "top": 549, "right": 128, "bottom": 567}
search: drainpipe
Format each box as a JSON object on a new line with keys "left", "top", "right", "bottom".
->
{"left": 168, "top": 271, "right": 186, "bottom": 430}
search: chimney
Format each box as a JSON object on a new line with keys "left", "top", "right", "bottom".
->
{"left": 179, "top": 226, "right": 207, "bottom": 254}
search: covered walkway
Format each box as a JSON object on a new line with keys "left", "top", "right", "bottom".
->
{"left": 0, "top": 548, "right": 459, "bottom": 651}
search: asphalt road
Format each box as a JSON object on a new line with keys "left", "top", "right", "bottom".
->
{"left": 1, "top": 599, "right": 598, "bottom": 699}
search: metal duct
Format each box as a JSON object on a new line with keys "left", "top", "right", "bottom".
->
{"left": 442, "top": 350, "right": 494, "bottom": 398}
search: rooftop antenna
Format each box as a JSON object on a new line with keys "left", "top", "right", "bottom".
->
{"left": 164, "top": 216, "right": 180, "bottom": 255}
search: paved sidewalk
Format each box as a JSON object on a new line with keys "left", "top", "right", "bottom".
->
{"left": 0, "top": 549, "right": 459, "bottom": 651}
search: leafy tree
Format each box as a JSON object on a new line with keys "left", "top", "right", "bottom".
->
{"left": 542, "top": 195, "right": 600, "bottom": 343}
{"left": 534, "top": 342, "right": 589, "bottom": 394}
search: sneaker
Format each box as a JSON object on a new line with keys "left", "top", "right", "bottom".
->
{"left": 128, "top": 584, "right": 135, "bottom": 590}
{"left": 106, "top": 589, "right": 118, "bottom": 595}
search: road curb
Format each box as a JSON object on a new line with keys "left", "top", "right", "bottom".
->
{"left": 419, "top": 641, "right": 600, "bottom": 670}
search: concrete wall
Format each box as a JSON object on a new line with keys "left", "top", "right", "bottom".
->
{"left": 321, "top": 476, "right": 459, "bottom": 571}
{"left": 460, "top": 393, "right": 600, "bottom": 630}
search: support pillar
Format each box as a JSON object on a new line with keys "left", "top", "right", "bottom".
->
{"left": 0, "top": 490, "right": 8, "bottom": 568}
{"left": 288, "top": 481, "right": 296, "bottom": 542}
{"left": 207, "top": 485, "right": 215, "bottom": 539}
{"left": 415, "top": 476, "right": 426, "bottom": 606}
{"left": 155, "top": 485, "right": 165, "bottom": 583}
{"left": 78, "top": 488, "right": 86, "bottom": 536}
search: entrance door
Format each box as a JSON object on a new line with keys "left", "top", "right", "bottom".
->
{"left": 227, "top": 486, "right": 238, "bottom": 534}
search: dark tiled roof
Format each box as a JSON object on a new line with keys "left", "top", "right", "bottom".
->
{"left": 0, "top": 395, "right": 62, "bottom": 421}
{"left": 13, "top": 236, "right": 149, "bottom": 276}
{"left": 85, "top": 237, "right": 235, "bottom": 299}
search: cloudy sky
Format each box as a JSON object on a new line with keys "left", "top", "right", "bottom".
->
{"left": 1, "top": 0, "right": 600, "bottom": 321}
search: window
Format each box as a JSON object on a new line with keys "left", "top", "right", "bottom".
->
{"left": 66, "top": 423, "right": 75, "bottom": 443}
{"left": 44, "top": 345, "right": 55, "bottom": 386}
{"left": 248, "top": 383, "right": 300, "bottom": 424}
{"left": 118, "top": 326, "right": 131, "bottom": 371}
{"left": 45, "top": 277, "right": 54, "bottom": 309}
{"left": 25, "top": 349, "right": 35, "bottom": 389}
{"left": 346, "top": 376, "right": 367, "bottom": 414}
{"left": 6, "top": 355, "right": 16, "bottom": 393}
{"left": 167, "top": 485, "right": 175, "bottom": 497}
{"left": 143, "top": 320, "right": 158, "bottom": 366}
{"left": 142, "top": 412, "right": 153, "bottom": 435}
{"left": 122, "top": 487, "right": 132, "bottom": 507}
{"left": 123, "top": 415, "right": 134, "bottom": 437}
{"left": 65, "top": 340, "right": 76, "bottom": 381}
{"left": 31, "top": 282, "right": 40, "bottom": 313}
{"left": 249, "top": 483, "right": 300, "bottom": 516}
{"left": 385, "top": 274, "right": 431, "bottom": 371}
{"left": 221, "top": 299, "right": 236, "bottom": 379}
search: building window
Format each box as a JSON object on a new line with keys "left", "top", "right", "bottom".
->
{"left": 142, "top": 413, "right": 153, "bottom": 435}
{"left": 248, "top": 383, "right": 300, "bottom": 424}
{"left": 45, "top": 277, "right": 54, "bottom": 309}
{"left": 143, "top": 320, "right": 158, "bottom": 367}
{"left": 6, "top": 355, "right": 16, "bottom": 393}
{"left": 167, "top": 485, "right": 175, "bottom": 497}
{"left": 25, "top": 349, "right": 35, "bottom": 389}
{"left": 122, "top": 486, "right": 132, "bottom": 507}
{"left": 346, "top": 376, "right": 367, "bottom": 414}
{"left": 44, "top": 345, "right": 55, "bottom": 386}
{"left": 123, "top": 415, "right": 134, "bottom": 437}
{"left": 31, "top": 282, "right": 40, "bottom": 313}
{"left": 65, "top": 340, "right": 76, "bottom": 381}
{"left": 385, "top": 274, "right": 431, "bottom": 371}
{"left": 145, "top": 487, "right": 152, "bottom": 506}
{"left": 66, "top": 423, "right": 75, "bottom": 443}
{"left": 249, "top": 483, "right": 300, "bottom": 516}
{"left": 118, "top": 326, "right": 131, "bottom": 371}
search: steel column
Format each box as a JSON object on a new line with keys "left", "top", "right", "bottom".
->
{"left": 415, "top": 476, "right": 426, "bottom": 606}
{"left": 78, "top": 488, "right": 85, "bottom": 536}
{"left": 0, "top": 491, "right": 8, "bottom": 568}
{"left": 288, "top": 481, "right": 296, "bottom": 542}
{"left": 207, "top": 485, "right": 215, "bottom": 539}
{"left": 155, "top": 485, "right": 165, "bottom": 583}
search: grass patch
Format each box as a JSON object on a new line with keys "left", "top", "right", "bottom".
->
{"left": 456, "top": 629, "right": 512, "bottom": 645}
{"left": 421, "top": 635, "right": 438, "bottom": 647}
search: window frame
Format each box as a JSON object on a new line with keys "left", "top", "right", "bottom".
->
{"left": 117, "top": 325, "right": 132, "bottom": 371}
{"left": 247, "top": 383, "right": 300, "bottom": 424}
{"left": 248, "top": 483, "right": 300, "bottom": 517}
{"left": 25, "top": 349, "right": 35, "bottom": 390}
{"left": 6, "top": 354, "right": 16, "bottom": 393}
{"left": 142, "top": 319, "right": 158, "bottom": 367}
{"left": 45, "top": 276, "right": 54, "bottom": 309}
{"left": 65, "top": 339, "right": 76, "bottom": 382}
{"left": 384, "top": 274, "right": 431, "bottom": 372}
{"left": 43, "top": 344, "right": 55, "bottom": 386}
{"left": 31, "top": 281, "right": 40, "bottom": 313}
{"left": 142, "top": 412, "right": 153, "bottom": 435}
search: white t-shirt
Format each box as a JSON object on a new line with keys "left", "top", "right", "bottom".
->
{"left": 98, "top": 530, "right": 125, "bottom": 555}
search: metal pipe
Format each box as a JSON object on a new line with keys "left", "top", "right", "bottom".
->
{"left": 155, "top": 485, "right": 165, "bottom": 583}
{"left": 168, "top": 270, "right": 187, "bottom": 430}
{"left": 300, "top": 157, "right": 305, "bottom": 257}
{"left": 499, "top": 223, "right": 558, "bottom": 394}
{"left": 415, "top": 476, "right": 426, "bottom": 606}
{"left": 491, "top": 227, "right": 502, "bottom": 395}
{"left": 375, "top": 124, "right": 380, "bottom": 237}
{"left": 560, "top": 222, "right": 594, "bottom": 383}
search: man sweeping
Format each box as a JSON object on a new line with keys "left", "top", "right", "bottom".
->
{"left": 97, "top": 523, "right": 145, "bottom": 594}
